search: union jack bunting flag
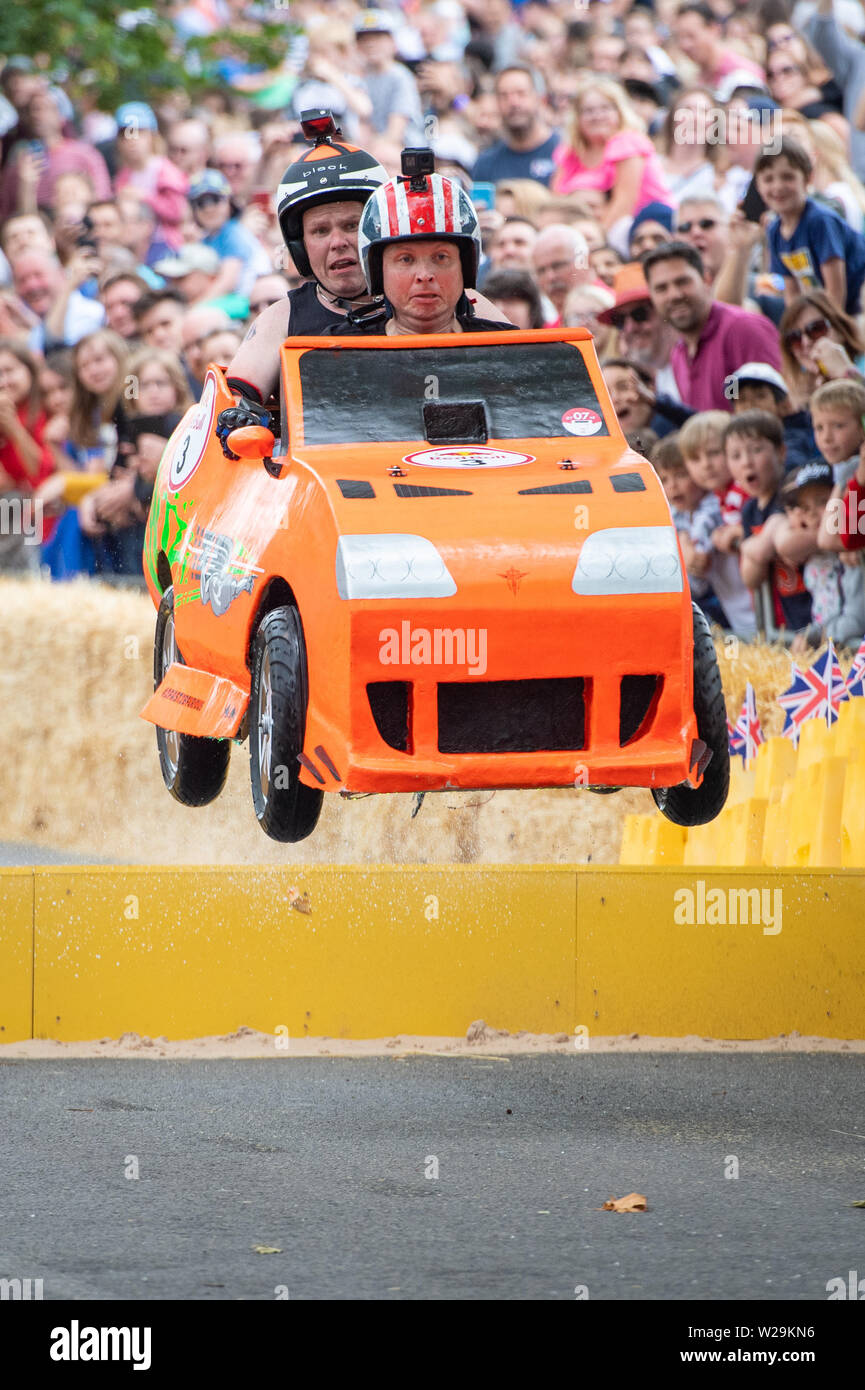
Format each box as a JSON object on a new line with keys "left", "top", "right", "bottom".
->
{"left": 845, "top": 638, "right": 865, "bottom": 699}
{"left": 728, "top": 682, "right": 764, "bottom": 763}
{"left": 777, "top": 642, "right": 848, "bottom": 738}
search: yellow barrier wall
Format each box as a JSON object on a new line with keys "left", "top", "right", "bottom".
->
{"left": 0, "top": 865, "right": 862, "bottom": 1042}
{"left": 0, "top": 869, "right": 33, "bottom": 1043}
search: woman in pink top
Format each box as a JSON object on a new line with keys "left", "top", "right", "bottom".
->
{"left": 552, "top": 77, "right": 672, "bottom": 234}
{"left": 112, "top": 103, "right": 188, "bottom": 252}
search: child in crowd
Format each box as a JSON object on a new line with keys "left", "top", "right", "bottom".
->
{"left": 756, "top": 137, "right": 865, "bottom": 317}
{"left": 727, "top": 410, "right": 813, "bottom": 632}
{"left": 675, "top": 413, "right": 757, "bottom": 634}
{"left": 777, "top": 462, "right": 865, "bottom": 652}
{"left": 652, "top": 435, "right": 727, "bottom": 625}
{"left": 811, "top": 379, "right": 865, "bottom": 564}
{"left": 118, "top": 346, "right": 192, "bottom": 513}
{"left": 37, "top": 349, "right": 76, "bottom": 468}
{"left": 726, "top": 361, "right": 816, "bottom": 471}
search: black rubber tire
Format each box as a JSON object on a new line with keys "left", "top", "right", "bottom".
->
{"left": 249, "top": 606, "right": 324, "bottom": 842}
{"left": 651, "top": 603, "right": 730, "bottom": 827}
{"left": 153, "top": 586, "right": 231, "bottom": 807}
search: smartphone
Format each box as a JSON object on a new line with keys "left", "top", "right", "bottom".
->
{"left": 471, "top": 182, "right": 496, "bottom": 212}
{"left": 741, "top": 176, "right": 767, "bottom": 223}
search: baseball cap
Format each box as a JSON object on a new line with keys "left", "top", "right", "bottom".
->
{"left": 781, "top": 460, "right": 834, "bottom": 503}
{"left": 116, "top": 101, "right": 158, "bottom": 133}
{"left": 355, "top": 9, "right": 397, "bottom": 35}
{"left": 189, "top": 169, "right": 232, "bottom": 201}
{"left": 152, "top": 244, "right": 220, "bottom": 278}
{"left": 728, "top": 361, "right": 789, "bottom": 400}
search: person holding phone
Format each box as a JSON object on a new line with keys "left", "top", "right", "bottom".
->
{"left": 0, "top": 85, "right": 111, "bottom": 220}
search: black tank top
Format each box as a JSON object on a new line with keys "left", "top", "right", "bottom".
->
{"left": 287, "top": 281, "right": 352, "bottom": 334}
{"left": 327, "top": 293, "right": 516, "bottom": 336}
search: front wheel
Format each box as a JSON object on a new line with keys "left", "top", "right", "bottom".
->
{"left": 652, "top": 603, "right": 729, "bottom": 827}
{"left": 153, "top": 586, "right": 230, "bottom": 806}
{"left": 249, "top": 606, "right": 324, "bottom": 842}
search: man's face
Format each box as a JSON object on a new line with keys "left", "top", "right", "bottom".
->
{"left": 586, "top": 37, "right": 625, "bottom": 73}
{"left": 1, "top": 215, "right": 53, "bottom": 262}
{"left": 674, "top": 14, "right": 716, "bottom": 69}
{"left": 139, "top": 298, "right": 185, "bottom": 351}
{"left": 167, "top": 122, "right": 210, "bottom": 174}
{"left": 25, "top": 89, "right": 62, "bottom": 141}
{"left": 247, "top": 275, "right": 289, "bottom": 317}
{"left": 12, "top": 253, "right": 61, "bottom": 317}
{"left": 812, "top": 408, "right": 864, "bottom": 465}
{"left": 646, "top": 256, "right": 710, "bottom": 335}
{"left": 490, "top": 220, "right": 537, "bottom": 270}
{"left": 88, "top": 203, "right": 124, "bottom": 250}
{"left": 302, "top": 201, "right": 366, "bottom": 298}
{"left": 532, "top": 234, "right": 585, "bottom": 313}
{"left": 496, "top": 73, "right": 537, "bottom": 139}
{"left": 174, "top": 269, "right": 215, "bottom": 305}
{"left": 381, "top": 240, "right": 464, "bottom": 331}
{"left": 615, "top": 299, "right": 657, "bottom": 356}
{"left": 102, "top": 279, "right": 142, "bottom": 339}
{"left": 676, "top": 202, "right": 728, "bottom": 277}
{"left": 629, "top": 220, "right": 671, "bottom": 260}
{"left": 214, "top": 143, "right": 257, "bottom": 198}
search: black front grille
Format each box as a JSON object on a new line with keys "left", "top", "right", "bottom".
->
{"left": 619, "top": 674, "right": 661, "bottom": 745}
{"left": 518, "top": 480, "right": 592, "bottom": 495}
{"left": 438, "top": 678, "right": 586, "bottom": 754}
{"left": 611, "top": 472, "right": 646, "bottom": 492}
{"left": 367, "top": 681, "right": 411, "bottom": 751}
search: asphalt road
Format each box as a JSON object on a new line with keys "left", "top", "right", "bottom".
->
{"left": 1, "top": 1054, "right": 862, "bottom": 1301}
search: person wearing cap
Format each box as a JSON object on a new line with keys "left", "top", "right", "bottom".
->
{"left": 188, "top": 169, "right": 271, "bottom": 299}
{"left": 0, "top": 85, "right": 111, "bottom": 221}
{"left": 355, "top": 9, "right": 425, "bottom": 155}
{"left": 596, "top": 261, "right": 682, "bottom": 405}
{"left": 113, "top": 103, "right": 188, "bottom": 253}
{"left": 219, "top": 117, "right": 508, "bottom": 452}
{"left": 776, "top": 459, "right": 865, "bottom": 650}
{"left": 151, "top": 243, "right": 247, "bottom": 321}
{"left": 729, "top": 361, "right": 817, "bottom": 471}
{"left": 627, "top": 202, "right": 675, "bottom": 261}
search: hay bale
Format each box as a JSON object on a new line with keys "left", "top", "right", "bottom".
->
{"left": 0, "top": 578, "right": 828, "bottom": 865}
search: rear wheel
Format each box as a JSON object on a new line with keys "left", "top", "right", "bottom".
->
{"left": 249, "top": 606, "right": 323, "bottom": 842}
{"left": 153, "top": 586, "right": 230, "bottom": 806}
{"left": 652, "top": 603, "right": 729, "bottom": 827}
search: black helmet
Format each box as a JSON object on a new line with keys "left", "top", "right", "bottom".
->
{"left": 276, "top": 111, "right": 387, "bottom": 278}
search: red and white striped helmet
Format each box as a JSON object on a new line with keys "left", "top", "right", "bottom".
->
{"left": 358, "top": 171, "right": 482, "bottom": 295}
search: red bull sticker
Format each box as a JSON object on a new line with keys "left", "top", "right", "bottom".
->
{"left": 562, "top": 407, "right": 603, "bottom": 436}
{"left": 403, "top": 446, "right": 535, "bottom": 469}
{"left": 168, "top": 372, "right": 218, "bottom": 491}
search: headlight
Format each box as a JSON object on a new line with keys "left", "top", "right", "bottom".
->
{"left": 336, "top": 534, "right": 457, "bottom": 600}
{"left": 572, "top": 526, "right": 683, "bottom": 596}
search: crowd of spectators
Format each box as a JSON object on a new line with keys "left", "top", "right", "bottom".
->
{"left": 0, "top": 0, "right": 864, "bottom": 649}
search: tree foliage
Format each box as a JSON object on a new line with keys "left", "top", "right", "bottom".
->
{"left": 2, "top": 1, "right": 294, "bottom": 110}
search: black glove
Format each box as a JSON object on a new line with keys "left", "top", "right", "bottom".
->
{"left": 216, "top": 398, "right": 271, "bottom": 460}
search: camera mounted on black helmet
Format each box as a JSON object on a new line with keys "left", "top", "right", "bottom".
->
{"left": 299, "top": 109, "right": 342, "bottom": 144}
{"left": 400, "top": 147, "right": 436, "bottom": 192}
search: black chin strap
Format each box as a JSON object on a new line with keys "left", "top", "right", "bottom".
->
{"left": 316, "top": 282, "right": 380, "bottom": 311}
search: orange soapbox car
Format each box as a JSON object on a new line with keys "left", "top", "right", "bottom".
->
{"left": 142, "top": 327, "right": 729, "bottom": 841}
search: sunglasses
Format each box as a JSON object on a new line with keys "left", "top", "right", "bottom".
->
{"left": 192, "top": 192, "right": 225, "bottom": 207}
{"left": 785, "top": 317, "right": 829, "bottom": 348}
{"left": 610, "top": 303, "right": 652, "bottom": 330}
{"left": 677, "top": 218, "right": 718, "bottom": 233}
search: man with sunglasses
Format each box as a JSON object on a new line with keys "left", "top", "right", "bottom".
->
{"left": 597, "top": 261, "right": 683, "bottom": 403}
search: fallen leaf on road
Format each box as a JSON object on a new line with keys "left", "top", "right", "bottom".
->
{"left": 601, "top": 1193, "right": 647, "bottom": 1212}
{"left": 252, "top": 1245, "right": 282, "bottom": 1254}
{"left": 852, "top": 1200, "right": 865, "bottom": 1208}
{"left": 288, "top": 888, "right": 311, "bottom": 914}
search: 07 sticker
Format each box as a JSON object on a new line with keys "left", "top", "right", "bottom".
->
{"left": 562, "top": 408, "right": 602, "bottom": 436}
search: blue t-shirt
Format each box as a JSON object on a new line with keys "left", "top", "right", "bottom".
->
{"left": 203, "top": 217, "right": 272, "bottom": 296}
{"left": 767, "top": 197, "right": 865, "bottom": 316}
{"left": 472, "top": 133, "right": 559, "bottom": 188}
